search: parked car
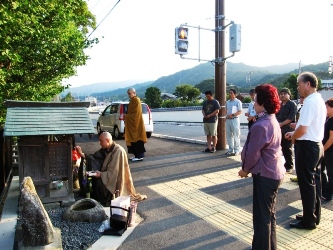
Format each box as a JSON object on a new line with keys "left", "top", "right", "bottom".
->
{"left": 97, "top": 102, "right": 153, "bottom": 139}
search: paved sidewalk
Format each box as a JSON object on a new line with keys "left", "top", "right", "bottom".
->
{"left": 118, "top": 148, "right": 333, "bottom": 250}
{"left": 1, "top": 129, "right": 333, "bottom": 250}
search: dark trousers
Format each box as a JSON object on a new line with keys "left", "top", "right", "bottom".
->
{"left": 321, "top": 158, "right": 327, "bottom": 196}
{"left": 252, "top": 174, "right": 282, "bottom": 250}
{"left": 322, "top": 151, "right": 333, "bottom": 200}
{"left": 248, "top": 120, "right": 254, "bottom": 130}
{"left": 294, "top": 140, "right": 323, "bottom": 226}
{"left": 92, "top": 178, "right": 113, "bottom": 206}
{"left": 281, "top": 135, "right": 293, "bottom": 170}
{"left": 127, "top": 140, "right": 146, "bottom": 158}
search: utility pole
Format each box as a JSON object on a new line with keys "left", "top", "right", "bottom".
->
{"left": 215, "top": 0, "right": 226, "bottom": 150}
{"left": 175, "top": 0, "right": 239, "bottom": 151}
{"left": 297, "top": 61, "right": 301, "bottom": 99}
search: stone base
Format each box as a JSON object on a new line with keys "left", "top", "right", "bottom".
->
{"left": 17, "top": 228, "right": 62, "bottom": 250}
{"left": 62, "top": 198, "right": 108, "bottom": 222}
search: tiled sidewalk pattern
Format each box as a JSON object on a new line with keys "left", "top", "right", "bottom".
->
{"left": 149, "top": 156, "right": 333, "bottom": 250}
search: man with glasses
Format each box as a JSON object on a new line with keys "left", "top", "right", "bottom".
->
{"left": 285, "top": 72, "right": 326, "bottom": 230}
{"left": 225, "top": 88, "right": 242, "bottom": 156}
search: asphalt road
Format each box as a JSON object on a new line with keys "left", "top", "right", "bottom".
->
{"left": 153, "top": 123, "right": 248, "bottom": 146}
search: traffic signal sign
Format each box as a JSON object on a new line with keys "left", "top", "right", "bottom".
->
{"left": 229, "top": 24, "right": 241, "bottom": 53}
{"left": 175, "top": 27, "right": 188, "bottom": 55}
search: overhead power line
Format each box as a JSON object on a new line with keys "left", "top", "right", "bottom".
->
{"left": 88, "top": 0, "right": 122, "bottom": 38}
{"left": 91, "top": 0, "right": 103, "bottom": 11}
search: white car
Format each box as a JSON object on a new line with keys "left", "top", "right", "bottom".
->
{"left": 97, "top": 101, "right": 153, "bottom": 139}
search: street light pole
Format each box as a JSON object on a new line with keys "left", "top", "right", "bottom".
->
{"left": 215, "top": 0, "right": 226, "bottom": 150}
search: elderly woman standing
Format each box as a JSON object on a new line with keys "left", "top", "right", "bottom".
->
{"left": 238, "top": 84, "right": 285, "bottom": 250}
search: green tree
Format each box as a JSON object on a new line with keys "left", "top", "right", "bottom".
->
{"left": 242, "top": 96, "right": 252, "bottom": 103}
{"left": 187, "top": 87, "right": 201, "bottom": 103}
{"left": 61, "top": 92, "right": 75, "bottom": 102}
{"left": 195, "top": 78, "right": 214, "bottom": 94}
{"left": 161, "top": 99, "right": 182, "bottom": 108}
{"left": 145, "top": 86, "right": 162, "bottom": 108}
{"left": 174, "top": 84, "right": 201, "bottom": 102}
{"left": 280, "top": 74, "right": 298, "bottom": 99}
{"left": 0, "top": 0, "right": 97, "bottom": 125}
{"left": 318, "top": 78, "right": 322, "bottom": 90}
{"left": 280, "top": 73, "right": 323, "bottom": 99}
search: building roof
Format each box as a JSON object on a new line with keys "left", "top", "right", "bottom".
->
{"left": 161, "top": 93, "right": 177, "bottom": 99}
{"left": 4, "top": 101, "right": 95, "bottom": 136}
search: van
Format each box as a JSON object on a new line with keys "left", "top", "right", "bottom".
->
{"left": 97, "top": 102, "right": 153, "bottom": 139}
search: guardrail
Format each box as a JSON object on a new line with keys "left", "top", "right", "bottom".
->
{"left": 151, "top": 103, "right": 250, "bottom": 112}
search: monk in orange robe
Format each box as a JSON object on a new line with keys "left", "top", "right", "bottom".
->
{"left": 124, "top": 88, "right": 147, "bottom": 162}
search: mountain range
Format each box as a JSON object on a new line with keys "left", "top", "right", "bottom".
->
{"left": 62, "top": 61, "right": 330, "bottom": 101}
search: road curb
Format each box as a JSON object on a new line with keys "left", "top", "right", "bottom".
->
{"left": 152, "top": 133, "right": 207, "bottom": 145}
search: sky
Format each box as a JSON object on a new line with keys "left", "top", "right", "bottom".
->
{"left": 64, "top": 0, "right": 333, "bottom": 88}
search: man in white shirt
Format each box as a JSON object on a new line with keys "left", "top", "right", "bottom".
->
{"left": 245, "top": 89, "right": 256, "bottom": 129}
{"left": 225, "top": 89, "right": 242, "bottom": 156}
{"left": 285, "top": 72, "right": 326, "bottom": 230}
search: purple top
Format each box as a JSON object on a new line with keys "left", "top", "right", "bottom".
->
{"left": 241, "top": 114, "right": 285, "bottom": 180}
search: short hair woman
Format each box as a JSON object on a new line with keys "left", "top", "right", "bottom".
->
{"left": 238, "top": 84, "right": 285, "bottom": 250}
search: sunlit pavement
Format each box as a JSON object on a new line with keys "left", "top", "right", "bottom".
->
{"left": 116, "top": 136, "right": 333, "bottom": 249}
{"left": 1, "top": 123, "right": 333, "bottom": 250}
{"left": 119, "top": 124, "right": 333, "bottom": 250}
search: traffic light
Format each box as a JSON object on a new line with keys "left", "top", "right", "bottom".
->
{"left": 175, "top": 27, "right": 188, "bottom": 55}
{"left": 229, "top": 24, "right": 241, "bottom": 53}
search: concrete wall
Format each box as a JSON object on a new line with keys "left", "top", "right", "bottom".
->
{"left": 318, "top": 89, "right": 333, "bottom": 101}
{"left": 152, "top": 108, "right": 249, "bottom": 124}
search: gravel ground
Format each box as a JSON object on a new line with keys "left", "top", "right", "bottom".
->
{"left": 15, "top": 191, "right": 106, "bottom": 250}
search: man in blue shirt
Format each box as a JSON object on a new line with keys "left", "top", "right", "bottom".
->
{"left": 245, "top": 89, "right": 256, "bottom": 129}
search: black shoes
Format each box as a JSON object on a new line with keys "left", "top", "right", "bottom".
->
{"left": 321, "top": 196, "right": 332, "bottom": 201}
{"left": 203, "top": 148, "right": 216, "bottom": 153}
{"left": 285, "top": 168, "right": 293, "bottom": 173}
{"left": 290, "top": 220, "right": 316, "bottom": 230}
{"left": 295, "top": 214, "right": 319, "bottom": 225}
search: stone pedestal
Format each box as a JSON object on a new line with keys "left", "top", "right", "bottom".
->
{"left": 17, "top": 228, "right": 62, "bottom": 250}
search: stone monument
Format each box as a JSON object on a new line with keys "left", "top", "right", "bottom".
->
{"left": 18, "top": 176, "right": 62, "bottom": 249}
